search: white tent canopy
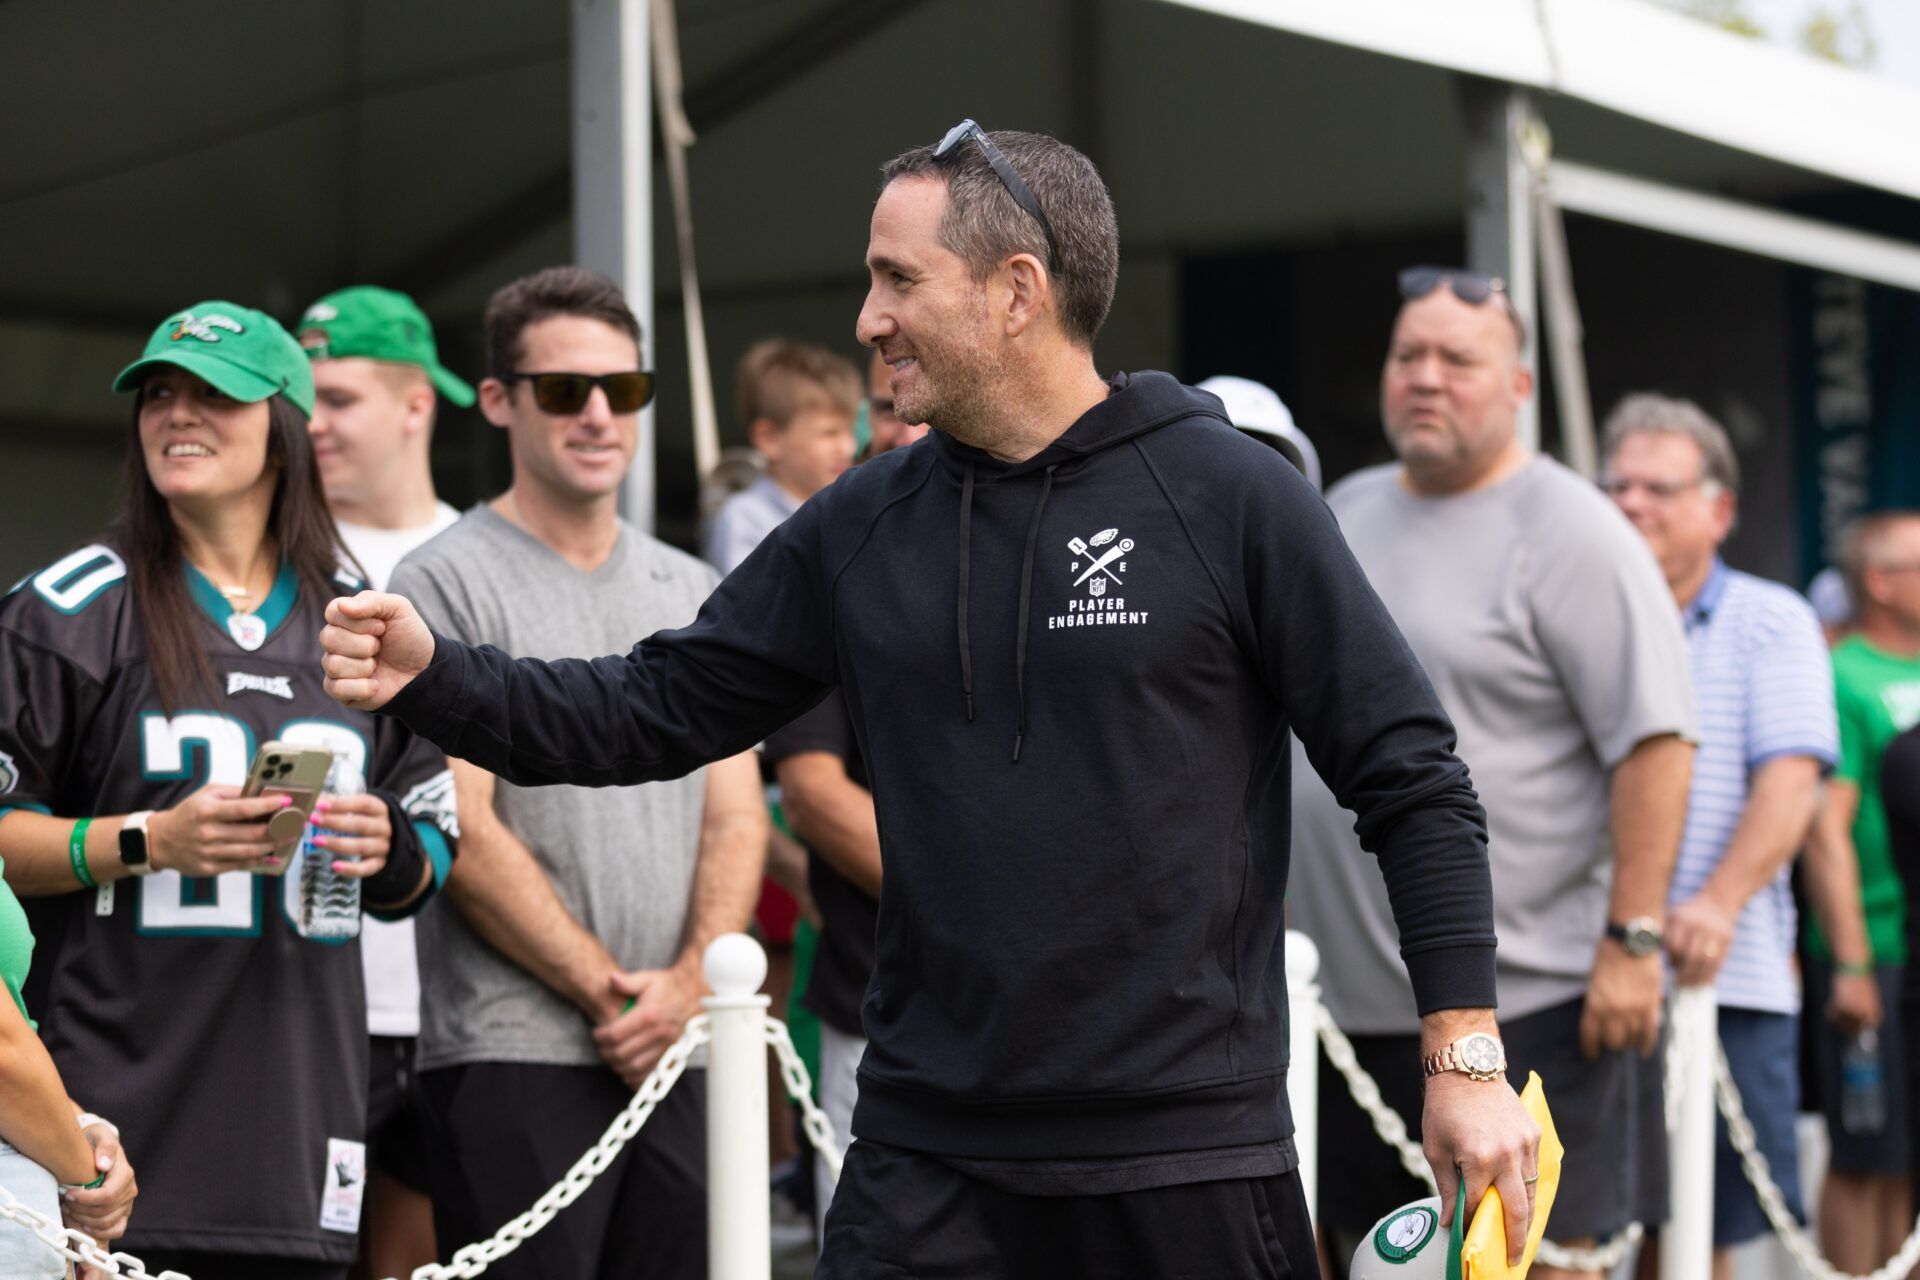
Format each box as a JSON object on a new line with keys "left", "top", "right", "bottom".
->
{"left": 1169, "top": 0, "right": 1920, "bottom": 205}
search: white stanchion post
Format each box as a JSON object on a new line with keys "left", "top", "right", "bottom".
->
{"left": 1286, "top": 931, "right": 1322, "bottom": 1216}
{"left": 704, "top": 933, "right": 772, "bottom": 1280}
{"left": 1661, "top": 984, "right": 1718, "bottom": 1280}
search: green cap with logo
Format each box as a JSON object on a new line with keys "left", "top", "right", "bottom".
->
{"left": 113, "top": 302, "right": 316, "bottom": 417}
{"left": 296, "top": 285, "right": 476, "bottom": 407}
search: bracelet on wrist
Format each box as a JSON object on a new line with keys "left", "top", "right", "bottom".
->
{"left": 1837, "top": 961, "right": 1875, "bottom": 978}
{"left": 68, "top": 819, "right": 96, "bottom": 890}
{"left": 62, "top": 1170, "right": 106, "bottom": 1191}
{"left": 75, "top": 1112, "right": 117, "bottom": 1138}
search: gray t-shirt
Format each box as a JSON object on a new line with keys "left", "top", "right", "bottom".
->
{"left": 391, "top": 507, "right": 719, "bottom": 1070}
{"left": 1290, "top": 457, "right": 1695, "bottom": 1032}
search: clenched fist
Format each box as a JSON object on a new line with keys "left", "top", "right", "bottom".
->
{"left": 320, "top": 591, "right": 436, "bottom": 711}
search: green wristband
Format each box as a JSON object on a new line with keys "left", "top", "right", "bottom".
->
{"left": 63, "top": 1170, "right": 106, "bottom": 1191}
{"left": 68, "top": 819, "right": 96, "bottom": 890}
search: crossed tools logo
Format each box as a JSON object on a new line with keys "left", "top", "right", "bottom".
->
{"left": 1051, "top": 525, "right": 1150, "bottom": 630}
{"left": 1068, "top": 527, "right": 1133, "bottom": 599}
{"left": 170, "top": 312, "right": 245, "bottom": 343}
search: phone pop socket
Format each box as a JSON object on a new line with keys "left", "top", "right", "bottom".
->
{"left": 268, "top": 806, "right": 310, "bottom": 846}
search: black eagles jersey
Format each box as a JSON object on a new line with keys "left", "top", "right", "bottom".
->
{"left": 0, "top": 543, "right": 458, "bottom": 1263}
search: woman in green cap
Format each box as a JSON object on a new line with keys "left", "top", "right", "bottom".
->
{"left": 0, "top": 302, "right": 460, "bottom": 1280}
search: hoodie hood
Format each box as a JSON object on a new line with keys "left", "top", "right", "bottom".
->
{"left": 932, "top": 371, "right": 1230, "bottom": 761}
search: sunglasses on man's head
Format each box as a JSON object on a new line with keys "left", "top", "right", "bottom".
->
{"left": 501, "top": 371, "right": 656, "bottom": 415}
{"left": 1397, "top": 266, "right": 1508, "bottom": 307}
{"left": 932, "top": 118, "right": 1061, "bottom": 269}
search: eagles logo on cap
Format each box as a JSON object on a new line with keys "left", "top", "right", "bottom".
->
{"left": 170, "top": 312, "right": 246, "bottom": 343}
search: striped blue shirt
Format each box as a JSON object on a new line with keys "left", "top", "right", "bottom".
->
{"left": 1673, "top": 559, "right": 1838, "bottom": 1013}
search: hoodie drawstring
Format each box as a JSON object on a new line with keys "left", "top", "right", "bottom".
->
{"left": 1012, "top": 465, "right": 1057, "bottom": 763}
{"left": 957, "top": 462, "right": 976, "bottom": 723}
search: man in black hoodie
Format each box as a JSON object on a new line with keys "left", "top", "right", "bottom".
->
{"left": 320, "top": 123, "right": 1541, "bottom": 1277}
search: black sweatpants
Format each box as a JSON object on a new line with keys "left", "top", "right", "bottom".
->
{"left": 417, "top": 1061, "right": 707, "bottom": 1280}
{"left": 818, "top": 1139, "right": 1319, "bottom": 1279}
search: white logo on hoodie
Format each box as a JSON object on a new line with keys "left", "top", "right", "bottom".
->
{"left": 1053, "top": 527, "right": 1150, "bottom": 630}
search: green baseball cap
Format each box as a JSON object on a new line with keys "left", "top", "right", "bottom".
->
{"left": 113, "top": 302, "right": 316, "bottom": 417}
{"left": 296, "top": 285, "right": 475, "bottom": 407}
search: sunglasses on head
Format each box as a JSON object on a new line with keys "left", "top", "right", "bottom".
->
{"left": 1397, "top": 266, "right": 1508, "bottom": 306}
{"left": 501, "top": 371, "right": 656, "bottom": 415}
{"left": 933, "top": 118, "right": 1060, "bottom": 268}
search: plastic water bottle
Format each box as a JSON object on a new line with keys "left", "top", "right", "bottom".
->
{"left": 1842, "top": 1028, "right": 1888, "bottom": 1135}
{"left": 297, "top": 754, "right": 363, "bottom": 941}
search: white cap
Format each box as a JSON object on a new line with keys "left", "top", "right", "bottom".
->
{"left": 1350, "top": 1197, "right": 1450, "bottom": 1279}
{"left": 1808, "top": 566, "right": 1852, "bottom": 629}
{"left": 1196, "top": 375, "right": 1322, "bottom": 491}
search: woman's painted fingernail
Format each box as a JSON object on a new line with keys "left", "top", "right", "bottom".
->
{"left": 331, "top": 860, "right": 350, "bottom": 873}
{"left": 278, "top": 793, "right": 293, "bottom": 807}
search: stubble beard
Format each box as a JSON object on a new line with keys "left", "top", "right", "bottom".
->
{"left": 895, "top": 319, "right": 1006, "bottom": 452}
{"left": 1389, "top": 414, "right": 1505, "bottom": 494}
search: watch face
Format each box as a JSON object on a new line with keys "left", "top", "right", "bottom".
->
{"left": 1460, "top": 1035, "right": 1502, "bottom": 1076}
{"left": 118, "top": 825, "right": 146, "bottom": 865}
{"left": 1625, "top": 924, "right": 1660, "bottom": 956}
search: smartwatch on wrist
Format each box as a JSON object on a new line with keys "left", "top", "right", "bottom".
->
{"left": 118, "top": 811, "right": 156, "bottom": 876}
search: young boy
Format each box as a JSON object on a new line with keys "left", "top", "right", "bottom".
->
{"left": 704, "top": 339, "right": 860, "bottom": 575}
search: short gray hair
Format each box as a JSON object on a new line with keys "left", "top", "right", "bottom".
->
{"left": 1599, "top": 393, "right": 1740, "bottom": 495}
{"left": 1840, "top": 511, "right": 1920, "bottom": 605}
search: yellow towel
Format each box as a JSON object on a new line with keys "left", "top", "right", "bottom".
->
{"left": 1459, "top": 1071, "right": 1565, "bottom": 1280}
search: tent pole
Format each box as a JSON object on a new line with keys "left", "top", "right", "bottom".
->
{"left": 572, "top": 0, "right": 656, "bottom": 532}
{"left": 1458, "top": 77, "right": 1539, "bottom": 451}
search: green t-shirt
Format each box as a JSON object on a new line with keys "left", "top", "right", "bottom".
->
{"left": 1807, "top": 636, "right": 1920, "bottom": 964}
{"left": 0, "top": 857, "right": 34, "bottom": 1026}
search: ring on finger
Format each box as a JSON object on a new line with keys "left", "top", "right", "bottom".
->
{"left": 1523, "top": 1170, "right": 1540, "bottom": 1185}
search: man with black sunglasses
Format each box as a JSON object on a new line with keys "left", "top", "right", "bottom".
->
{"left": 324, "top": 133, "right": 1538, "bottom": 1278}
{"left": 1292, "top": 267, "right": 1697, "bottom": 1276}
{"left": 382, "top": 266, "right": 768, "bottom": 1280}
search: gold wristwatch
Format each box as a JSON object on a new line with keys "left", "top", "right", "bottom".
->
{"left": 1421, "top": 1032, "right": 1506, "bottom": 1082}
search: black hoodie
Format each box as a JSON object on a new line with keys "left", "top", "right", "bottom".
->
{"left": 380, "top": 371, "right": 1495, "bottom": 1165}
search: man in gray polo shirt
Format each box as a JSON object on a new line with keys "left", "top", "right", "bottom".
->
{"left": 391, "top": 267, "right": 767, "bottom": 1280}
{"left": 1292, "top": 267, "right": 1695, "bottom": 1275}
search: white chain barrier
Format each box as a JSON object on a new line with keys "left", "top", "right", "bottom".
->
{"left": 1717, "top": 1042, "right": 1920, "bottom": 1280}
{"left": 767, "top": 1017, "right": 843, "bottom": 1181}
{"left": 0, "top": 1015, "right": 709, "bottom": 1280}
{"left": 0, "top": 1183, "right": 192, "bottom": 1280}
{"left": 1306, "top": 959, "right": 1920, "bottom": 1279}
{"left": 37, "top": 929, "right": 1920, "bottom": 1280}
{"left": 1314, "top": 1000, "right": 1648, "bottom": 1272}
{"left": 0, "top": 934, "right": 847, "bottom": 1280}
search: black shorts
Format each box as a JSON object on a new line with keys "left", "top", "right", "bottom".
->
{"left": 367, "top": 1035, "right": 429, "bottom": 1193}
{"left": 417, "top": 1061, "right": 707, "bottom": 1280}
{"left": 1316, "top": 996, "right": 1667, "bottom": 1242}
{"left": 1807, "top": 957, "right": 1909, "bottom": 1175}
{"left": 817, "top": 1139, "right": 1318, "bottom": 1279}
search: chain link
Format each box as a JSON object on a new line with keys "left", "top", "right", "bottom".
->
{"left": 40, "top": 1007, "right": 1885, "bottom": 1280}
{"left": 1313, "top": 1005, "right": 1437, "bottom": 1190}
{"left": 0, "top": 1015, "right": 713, "bottom": 1280}
{"left": 419, "top": 1015, "right": 708, "bottom": 1279}
{"left": 1716, "top": 1042, "right": 1920, "bottom": 1280}
{"left": 1314, "top": 1001, "right": 1644, "bottom": 1272}
{"left": 0, "top": 1183, "right": 191, "bottom": 1279}
{"left": 764, "top": 1017, "right": 843, "bottom": 1179}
